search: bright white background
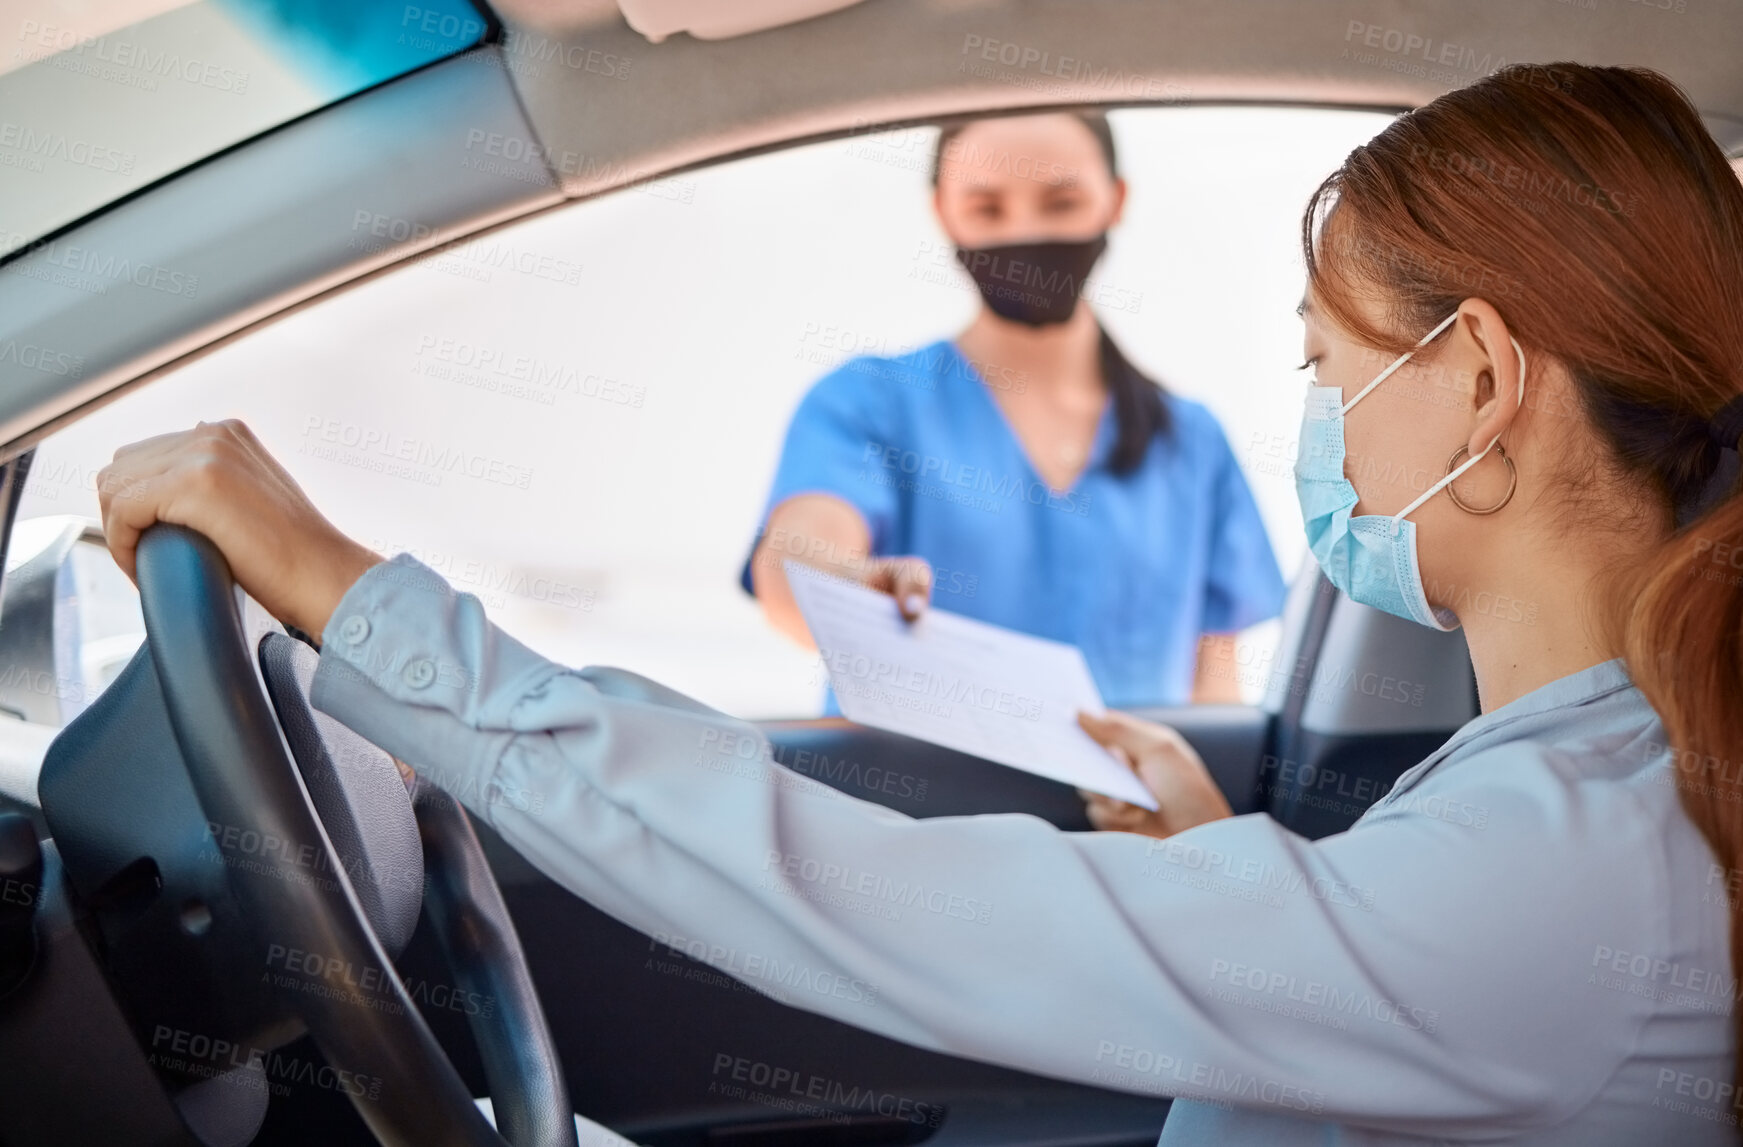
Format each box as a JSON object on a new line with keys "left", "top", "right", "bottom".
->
{"left": 17, "top": 105, "right": 1394, "bottom": 718}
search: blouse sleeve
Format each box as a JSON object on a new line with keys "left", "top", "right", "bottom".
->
{"left": 310, "top": 554, "right": 1662, "bottom": 1138}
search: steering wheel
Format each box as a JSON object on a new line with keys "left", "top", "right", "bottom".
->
{"left": 133, "top": 523, "right": 577, "bottom": 1147}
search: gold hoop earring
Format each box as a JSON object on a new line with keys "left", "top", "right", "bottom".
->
{"left": 1445, "top": 443, "right": 1516, "bottom": 515}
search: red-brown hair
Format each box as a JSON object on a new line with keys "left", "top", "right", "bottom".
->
{"left": 1304, "top": 62, "right": 1743, "bottom": 1105}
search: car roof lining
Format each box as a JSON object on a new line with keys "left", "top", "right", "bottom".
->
{"left": 488, "top": 0, "right": 1743, "bottom": 207}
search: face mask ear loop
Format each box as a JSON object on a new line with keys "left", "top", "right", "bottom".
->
{"left": 1339, "top": 311, "right": 1461, "bottom": 417}
{"left": 1388, "top": 335, "right": 1528, "bottom": 533}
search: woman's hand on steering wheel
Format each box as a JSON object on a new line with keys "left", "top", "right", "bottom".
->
{"left": 97, "top": 419, "right": 382, "bottom": 643}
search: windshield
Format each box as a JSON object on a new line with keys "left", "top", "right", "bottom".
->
{"left": 1, "top": 0, "right": 488, "bottom": 255}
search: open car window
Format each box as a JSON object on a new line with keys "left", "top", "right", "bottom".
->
{"left": 12, "top": 104, "right": 1393, "bottom": 721}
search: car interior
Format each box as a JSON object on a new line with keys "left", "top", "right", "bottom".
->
{"left": 1, "top": 1, "right": 1740, "bottom": 1145}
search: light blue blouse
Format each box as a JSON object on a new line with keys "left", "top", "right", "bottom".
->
{"left": 741, "top": 341, "right": 1287, "bottom": 707}
{"left": 312, "top": 553, "right": 1733, "bottom": 1146}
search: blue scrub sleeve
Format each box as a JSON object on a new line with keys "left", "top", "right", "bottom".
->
{"left": 738, "top": 364, "right": 902, "bottom": 595}
{"left": 1199, "top": 422, "right": 1287, "bottom": 634}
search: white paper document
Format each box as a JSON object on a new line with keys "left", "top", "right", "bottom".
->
{"left": 785, "top": 562, "right": 1158, "bottom": 809}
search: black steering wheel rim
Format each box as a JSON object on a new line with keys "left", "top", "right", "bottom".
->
{"left": 134, "top": 523, "right": 564, "bottom": 1146}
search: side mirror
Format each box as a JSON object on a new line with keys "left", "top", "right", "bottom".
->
{"left": 0, "top": 517, "right": 143, "bottom": 726}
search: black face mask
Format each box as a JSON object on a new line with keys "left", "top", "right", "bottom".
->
{"left": 953, "top": 233, "right": 1109, "bottom": 327}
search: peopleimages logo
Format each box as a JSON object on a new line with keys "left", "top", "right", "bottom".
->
{"left": 649, "top": 931, "right": 882, "bottom": 1009}
{"left": 298, "top": 416, "right": 534, "bottom": 490}
{"left": 0, "top": 236, "right": 198, "bottom": 298}
{"left": 365, "top": 536, "right": 596, "bottom": 613}
{"left": 817, "top": 645, "right": 1043, "bottom": 721}
{"left": 398, "top": 5, "right": 486, "bottom": 46}
{"left": 263, "top": 943, "right": 495, "bottom": 1019}
{"left": 697, "top": 728, "right": 928, "bottom": 800}
{"left": 1207, "top": 958, "right": 1439, "bottom": 1032}
{"left": 349, "top": 210, "right": 585, "bottom": 287}
{"left": 912, "top": 239, "right": 1143, "bottom": 316}
{"left": 150, "top": 1024, "right": 382, "bottom": 1100}
{"left": 0, "top": 339, "right": 83, "bottom": 378}
{"left": 859, "top": 441, "right": 1090, "bottom": 516}
{"left": 0, "top": 121, "right": 135, "bottom": 174}
{"left": 460, "top": 130, "right": 696, "bottom": 202}
{"left": 956, "top": 34, "right": 1190, "bottom": 102}
{"left": 762, "top": 850, "right": 993, "bottom": 925}
{"left": 413, "top": 336, "right": 644, "bottom": 407}
{"left": 498, "top": 27, "right": 632, "bottom": 78}
{"left": 13, "top": 19, "right": 250, "bottom": 93}
{"left": 1142, "top": 834, "right": 1376, "bottom": 911}
{"left": 1091, "top": 1041, "right": 1325, "bottom": 1113}
{"left": 708, "top": 1053, "right": 944, "bottom": 1127}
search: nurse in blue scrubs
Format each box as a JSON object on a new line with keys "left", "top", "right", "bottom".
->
{"left": 742, "top": 111, "right": 1285, "bottom": 708}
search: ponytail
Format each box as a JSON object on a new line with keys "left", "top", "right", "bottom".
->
{"left": 1099, "top": 323, "right": 1171, "bottom": 475}
{"left": 1608, "top": 426, "right": 1743, "bottom": 1084}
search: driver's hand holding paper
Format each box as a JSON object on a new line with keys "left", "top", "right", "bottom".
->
{"left": 1074, "top": 710, "right": 1235, "bottom": 838}
{"left": 784, "top": 560, "right": 1159, "bottom": 809}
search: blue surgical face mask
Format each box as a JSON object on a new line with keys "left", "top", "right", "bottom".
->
{"left": 1293, "top": 311, "right": 1526, "bottom": 631}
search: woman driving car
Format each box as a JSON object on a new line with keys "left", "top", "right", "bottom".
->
{"left": 95, "top": 62, "right": 1743, "bottom": 1145}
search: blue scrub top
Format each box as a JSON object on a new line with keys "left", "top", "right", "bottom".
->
{"left": 741, "top": 339, "right": 1286, "bottom": 707}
